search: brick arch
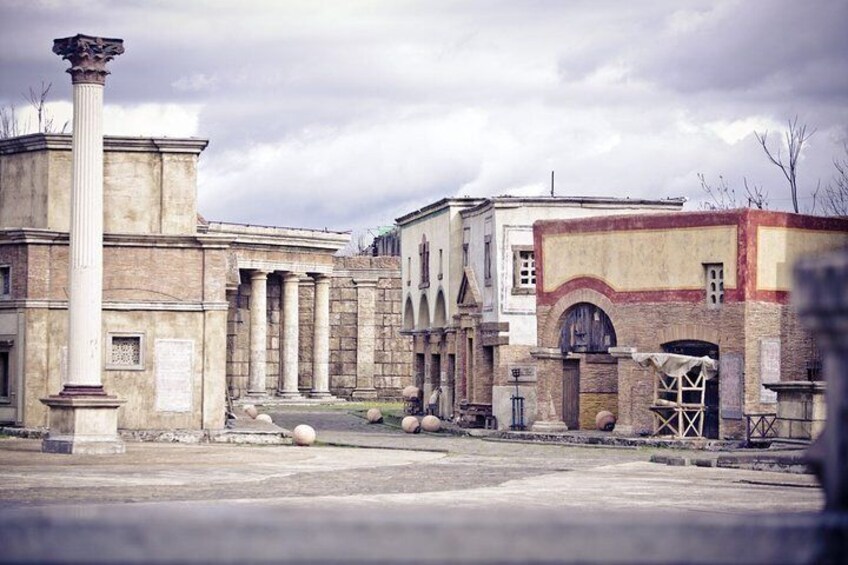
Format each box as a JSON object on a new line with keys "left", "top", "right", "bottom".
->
{"left": 656, "top": 324, "right": 721, "bottom": 348}
{"left": 539, "top": 288, "right": 620, "bottom": 349}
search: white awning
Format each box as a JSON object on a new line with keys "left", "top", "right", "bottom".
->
{"left": 632, "top": 352, "right": 718, "bottom": 379}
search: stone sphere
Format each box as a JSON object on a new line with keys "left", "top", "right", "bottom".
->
{"left": 595, "top": 410, "right": 616, "bottom": 432}
{"left": 293, "top": 424, "right": 317, "bottom": 446}
{"left": 255, "top": 413, "right": 273, "bottom": 423}
{"left": 401, "top": 416, "right": 421, "bottom": 434}
{"left": 421, "top": 415, "right": 441, "bottom": 432}
{"left": 243, "top": 404, "right": 258, "bottom": 419}
{"left": 402, "top": 386, "right": 420, "bottom": 400}
{"left": 366, "top": 408, "right": 384, "bottom": 423}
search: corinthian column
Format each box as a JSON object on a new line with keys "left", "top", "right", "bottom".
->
{"left": 278, "top": 272, "right": 302, "bottom": 399}
{"left": 42, "top": 34, "right": 126, "bottom": 455}
{"left": 310, "top": 274, "right": 334, "bottom": 398}
{"left": 247, "top": 270, "right": 269, "bottom": 396}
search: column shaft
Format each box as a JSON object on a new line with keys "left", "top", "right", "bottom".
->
{"left": 310, "top": 275, "right": 333, "bottom": 398}
{"left": 247, "top": 270, "right": 269, "bottom": 395}
{"left": 66, "top": 82, "right": 104, "bottom": 388}
{"left": 279, "top": 272, "right": 302, "bottom": 398}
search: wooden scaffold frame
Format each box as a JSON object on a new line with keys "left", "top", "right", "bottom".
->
{"left": 632, "top": 353, "right": 718, "bottom": 439}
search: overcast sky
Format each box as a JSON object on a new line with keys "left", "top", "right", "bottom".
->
{"left": 1, "top": 0, "right": 846, "bottom": 234}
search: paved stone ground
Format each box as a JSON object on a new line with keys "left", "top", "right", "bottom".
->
{"left": 0, "top": 407, "right": 837, "bottom": 563}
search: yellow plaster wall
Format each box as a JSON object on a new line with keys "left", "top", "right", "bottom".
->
{"left": 756, "top": 227, "right": 848, "bottom": 291}
{"left": 542, "top": 226, "right": 738, "bottom": 293}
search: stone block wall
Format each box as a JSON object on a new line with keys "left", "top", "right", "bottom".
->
{"left": 330, "top": 256, "right": 412, "bottom": 399}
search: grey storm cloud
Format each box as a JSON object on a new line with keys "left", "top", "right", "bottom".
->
{"left": 2, "top": 0, "right": 847, "bottom": 232}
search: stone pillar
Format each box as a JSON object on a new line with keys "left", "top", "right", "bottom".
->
{"left": 41, "top": 34, "right": 126, "bottom": 455}
{"left": 310, "top": 274, "right": 333, "bottom": 398}
{"left": 351, "top": 278, "right": 378, "bottom": 400}
{"left": 247, "top": 270, "right": 269, "bottom": 396}
{"left": 278, "top": 272, "right": 302, "bottom": 399}
{"left": 795, "top": 250, "right": 848, "bottom": 512}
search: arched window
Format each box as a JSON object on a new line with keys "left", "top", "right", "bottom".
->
{"left": 417, "top": 294, "right": 431, "bottom": 330}
{"left": 433, "top": 290, "right": 447, "bottom": 327}
{"left": 403, "top": 296, "right": 415, "bottom": 331}
{"left": 560, "top": 303, "right": 616, "bottom": 355}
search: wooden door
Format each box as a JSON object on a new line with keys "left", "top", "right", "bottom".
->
{"left": 562, "top": 360, "right": 580, "bottom": 429}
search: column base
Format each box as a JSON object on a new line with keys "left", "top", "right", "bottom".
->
{"left": 245, "top": 390, "right": 271, "bottom": 399}
{"left": 351, "top": 388, "right": 378, "bottom": 400}
{"left": 309, "top": 391, "right": 336, "bottom": 400}
{"left": 40, "top": 392, "right": 126, "bottom": 455}
{"left": 530, "top": 420, "right": 568, "bottom": 433}
{"left": 276, "top": 391, "right": 304, "bottom": 400}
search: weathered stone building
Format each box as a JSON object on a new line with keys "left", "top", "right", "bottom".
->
{"left": 532, "top": 209, "right": 848, "bottom": 439}
{"left": 0, "top": 130, "right": 411, "bottom": 430}
{"left": 397, "top": 195, "right": 685, "bottom": 428}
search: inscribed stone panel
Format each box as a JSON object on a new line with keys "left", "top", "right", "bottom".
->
{"left": 719, "top": 352, "right": 743, "bottom": 419}
{"left": 155, "top": 339, "right": 194, "bottom": 412}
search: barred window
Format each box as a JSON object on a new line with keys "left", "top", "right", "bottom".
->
{"left": 516, "top": 250, "right": 535, "bottom": 287}
{"left": 107, "top": 334, "right": 144, "bottom": 370}
{"left": 705, "top": 263, "right": 724, "bottom": 308}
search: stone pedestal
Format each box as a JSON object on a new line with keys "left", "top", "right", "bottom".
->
{"left": 41, "top": 391, "right": 126, "bottom": 454}
{"left": 765, "top": 381, "right": 826, "bottom": 441}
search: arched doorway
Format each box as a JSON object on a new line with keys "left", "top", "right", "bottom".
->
{"left": 559, "top": 303, "right": 617, "bottom": 429}
{"left": 662, "top": 340, "right": 720, "bottom": 439}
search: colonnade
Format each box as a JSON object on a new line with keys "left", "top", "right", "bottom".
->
{"left": 245, "top": 270, "right": 332, "bottom": 399}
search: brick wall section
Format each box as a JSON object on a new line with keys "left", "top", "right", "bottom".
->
{"left": 537, "top": 295, "right": 813, "bottom": 438}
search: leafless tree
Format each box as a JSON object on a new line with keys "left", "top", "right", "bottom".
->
{"left": 698, "top": 173, "right": 768, "bottom": 210}
{"left": 755, "top": 116, "right": 814, "bottom": 213}
{"left": 821, "top": 144, "right": 848, "bottom": 216}
{"left": 0, "top": 81, "right": 68, "bottom": 139}
{"left": 0, "top": 104, "right": 19, "bottom": 138}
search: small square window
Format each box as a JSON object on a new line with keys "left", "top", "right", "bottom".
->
{"left": 107, "top": 333, "right": 145, "bottom": 370}
{"left": 512, "top": 247, "right": 536, "bottom": 294}
{"left": 705, "top": 263, "right": 724, "bottom": 308}
{"left": 0, "top": 266, "right": 10, "bottom": 298}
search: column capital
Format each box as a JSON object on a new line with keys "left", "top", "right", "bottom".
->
{"left": 282, "top": 272, "right": 303, "bottom": 283}
{"left": 312, "top": 273, "right": 332, "bottom": 285}
{"left": 53, "top": 34, "right": 124, "bottom": 85}
{"left": 353, "top": 277, "right": 378, "bottom": 288}
{"left": 250, "top": 269, "right": 270, "bottom": 280}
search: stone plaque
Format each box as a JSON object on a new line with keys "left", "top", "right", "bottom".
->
{"left": 508, "top": 365, "right": 537, "bottom": 383}
{"left": 719, "top": 352, "right": 743, "bottom": 420}
{"left": 155, "top": 339, "right": 194, "bottom": 412}
{"left": 760, "top": 338, "right": 780, "bottom": 404}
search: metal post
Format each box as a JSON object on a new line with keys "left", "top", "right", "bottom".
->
{"left": 510, "top": 368, "right": 525, "bottom": 431}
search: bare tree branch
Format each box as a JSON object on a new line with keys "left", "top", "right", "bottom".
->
{"left": 698, "top": 173, "right": 769, "bottom": 210}
{"left": 755, "top": 116, "right": 815, "bottom": 213}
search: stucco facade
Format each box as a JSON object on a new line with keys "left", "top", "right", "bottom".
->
{"left": 533, "top": 209, "right": 848, "bottom": 439}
